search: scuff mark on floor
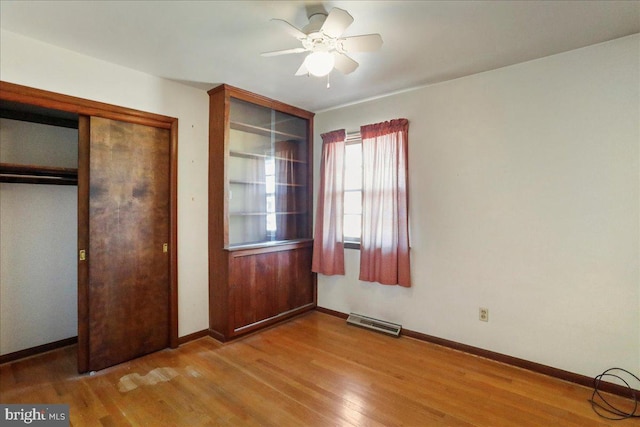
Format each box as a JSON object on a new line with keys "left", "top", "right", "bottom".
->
{"left": 118, "top": 367, "right": 179, "bottom": 392}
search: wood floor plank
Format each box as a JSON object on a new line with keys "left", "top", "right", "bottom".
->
{"left": 0, "top": 311, "right": 633, "bottom": 426}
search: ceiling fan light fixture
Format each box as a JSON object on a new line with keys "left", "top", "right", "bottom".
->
{"left": 263, "top": 8, "right": 382, "bottom": 79}
{"left": 304, "top": 51, "right": 335, "bottom": 77}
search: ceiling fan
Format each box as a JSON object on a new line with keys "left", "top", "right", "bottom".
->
{"left": 261, "top": 7, "right": 383, "bottom": 79}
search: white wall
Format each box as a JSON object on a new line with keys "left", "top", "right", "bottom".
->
{"left": 0, "top": 29, "right": 210, "bottom": 339}
{"left": 315, "top": 34, "right": 640, "bottom": 378}
{"left": 0, "top": 119, "right": 78, "bottom": 354}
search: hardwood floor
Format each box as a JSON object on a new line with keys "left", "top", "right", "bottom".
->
{"left": 0, "top": 311, "right": 633, "bottom": 426}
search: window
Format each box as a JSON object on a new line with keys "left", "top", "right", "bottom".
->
{"left": 313, "top": 120, "right": 410, "bottom": 286}
{"left": 343, "top": 138, "right": 362, "bottom": 246}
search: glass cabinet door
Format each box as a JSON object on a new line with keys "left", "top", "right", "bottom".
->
{"left": 227, "top": 97, "right": 309, "bottom": 247}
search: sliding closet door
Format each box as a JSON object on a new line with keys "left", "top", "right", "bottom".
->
{"left": 78, "top": 116, "right": 170, "bottom": 372}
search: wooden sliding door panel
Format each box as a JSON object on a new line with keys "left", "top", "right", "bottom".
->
{"left": 231, "top": 254, "right": 257, "bottom": 330}
{"left": 292, "top": 246, "right": 314, "bottom": 308}
{"left": 275, "top": 251, "right": 292, "bottom": 314}
{"left": 87, "top": 117, "right": 170, "bottom": 371}
{"left": 231, "top": 252, "right": 278, "bottom": 330}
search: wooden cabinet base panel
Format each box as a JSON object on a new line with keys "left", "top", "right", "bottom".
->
{"left": 209, "top": 303, "right": 316, "bottom": 343}
{"left": 233, "top": 303, "right": 316, "bottom": 336}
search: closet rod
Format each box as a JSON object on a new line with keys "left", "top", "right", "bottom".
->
{"left": 0, "top": 162, "right": 78, "bottom": 186}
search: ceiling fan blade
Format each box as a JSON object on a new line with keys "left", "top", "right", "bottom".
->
{"left": 333, "top": 52, "right": 359, "bottom": 75}
{"left": 261, "top": 47, "right": 307, "bottom": 57}
{"left": 321, "top": 8, "right": 354, "bottom": 38}
{"left": 295, "top": 61, "right": 309, "bottom": 76}
{"left": 271, "top": 18, "right": 307, "bottom": 39}
{"left": 339, "top": 34, "right": 383, "bottom": 53}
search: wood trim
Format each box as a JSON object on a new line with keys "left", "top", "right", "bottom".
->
{"left": 208, "top": 328, "right": 227, "bottom": 342}
{"left": 208, "top": 87, "right": 230, "bottom": 336}
{"left": 232, "top": 303, "right": 316, "bottom": 336}
{"left": 315, "top": 307, "right": 349, "bottom": 319}
{"left": 0, "top": 108, "right": 78, "bottom": 129}
{"left": 0, "top": 337, "right": 77, "bottom": 365}
{"left": 226, "top": 239, "right": 314, "bottom": 256}
{"left": 0, "top": 81, "right": 173, "bottom": 129}
{"left": 315, "top": 307, "right": 638, "bottom": 399}
{"left": 401, "top": 329, "right": 640, "bottom": 398}
{"left": 169, "top": 118, "right": 179, "bottom": 349}
{"left": 306, "top": 108, "right": 315, "bottom": 241}
{"left": 77, "top": 115, "right": 90, "bottom": 373}
{"left": 208, "top": 309, "right": 318, "bottom": 344}
{"left": 207, "top": 305, "right": 318, "bottom": 344}
{"left": 208, "top": 84, "right": 315, "bottom": 120}
{"left": 178, "top": 329, "right": 209, "bottom": 345}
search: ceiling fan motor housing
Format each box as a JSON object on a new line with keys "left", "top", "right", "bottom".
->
{"left": 302, "top": 12, "right": 328, "bottom": 35}
{"left": 301, "top": 13, "right": 346, "bottom": 54}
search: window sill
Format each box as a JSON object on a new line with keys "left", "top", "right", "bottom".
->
{"left": 344, "top": 242, "right": 360, "bottom": 250}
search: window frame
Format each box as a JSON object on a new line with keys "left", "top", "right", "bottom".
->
{"left": 343, "top": 134, "right": 362, "bottom": 249}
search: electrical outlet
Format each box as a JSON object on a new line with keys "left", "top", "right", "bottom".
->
{"left": 479, "top": 307, "right": 489, "bottom": 322}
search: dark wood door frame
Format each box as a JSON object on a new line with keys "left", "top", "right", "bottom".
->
{"left": 0, "top": 81, "right": 179, "bottom": 373}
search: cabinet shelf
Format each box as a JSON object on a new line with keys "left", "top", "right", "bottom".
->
{"left": 229, "top": 179, "right": 304, "bottom": 187}
{"left": 0, "top": 162, "right": 78, "bottom": 185}
{"left": 230, "top": 121, "right": 305, "bottom": 140}
{"left": 226, "top": 238, "right": 313, "bottom": 251}
{"left": 230, "top": 211, "right": 306, "bottom": 216}
{"left": 229, "top": 150, "right": 307, "bottom": 164}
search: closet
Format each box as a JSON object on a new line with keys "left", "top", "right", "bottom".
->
{"left": 0, "top": 82, "right": 178, "bottom": 372}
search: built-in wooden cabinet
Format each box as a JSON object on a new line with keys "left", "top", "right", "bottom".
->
{"left": 208, "top": 84, "right": 316, "bottom": 341}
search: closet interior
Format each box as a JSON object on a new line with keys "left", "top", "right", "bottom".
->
{"left": 0, "top": 100, "right": 79, "bottom": 359}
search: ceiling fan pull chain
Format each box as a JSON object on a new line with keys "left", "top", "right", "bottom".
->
{"left": 327, "top": 73, "right": 331, "bottom": 89}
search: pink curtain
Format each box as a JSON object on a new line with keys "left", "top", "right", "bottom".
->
{"left": 359, "top": 119, "right": 411, "bottom": 286}
{"left": 312, "top": 129, "right": 346, "bottom": 275}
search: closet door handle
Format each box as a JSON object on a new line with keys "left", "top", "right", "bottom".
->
{"left": 163, "top": 243, "right": 168, "bottom": 253}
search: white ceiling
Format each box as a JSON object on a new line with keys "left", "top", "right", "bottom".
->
{"left": 1, "top": 1, "right": 638, "bottom": 112}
